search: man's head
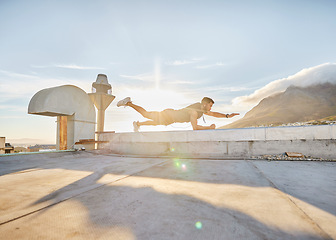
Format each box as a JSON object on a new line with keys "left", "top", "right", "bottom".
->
{"left": 201, "top": 97, "right": 214, "bottom": 112}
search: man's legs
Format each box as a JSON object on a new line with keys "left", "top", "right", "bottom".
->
{"left": 126, "top": 102, "right": 159, "bottom": 122}
{"left": 128, "top": 103, "right": 162, "bottom": 131}
{"left": 117, "top": 97, "right": 167, "bottom": 131}
{"left": 137, "top": 120, "right": 161, "bottom": 126}
{"left": 133, "top": 120, "right": 161, "bottom": 132}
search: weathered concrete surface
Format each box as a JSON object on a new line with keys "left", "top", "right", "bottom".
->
{"left": 0, "top": 151, "right": 335, "bottom": 239}
{"left": 98, "top": 125, "right": 336, "bottom": 159}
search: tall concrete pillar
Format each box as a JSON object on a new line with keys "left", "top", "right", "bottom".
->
{"left": 88, "top": 74, "right": 115, "bottom": 133}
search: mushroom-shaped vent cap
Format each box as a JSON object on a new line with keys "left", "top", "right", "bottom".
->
{"left": 92, "top": 74, "right": 111, "bottom": 93}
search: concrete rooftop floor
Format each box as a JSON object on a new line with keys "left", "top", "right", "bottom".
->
{"left": 0, "top": 151, "right": 335, "bottom": 240}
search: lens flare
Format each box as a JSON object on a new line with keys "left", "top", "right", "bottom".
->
{"left": 174, "top": 158, "right": 180, "bottom": 167}
{"left": 173, "top": 158, "right": 189, "bottom": 172}
{"left": 195, "top": 221, "right": 202, "bottom": 229}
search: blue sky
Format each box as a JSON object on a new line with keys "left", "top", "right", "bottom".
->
{"left": 1, "top": 0, "right": 336, "bottom": 144}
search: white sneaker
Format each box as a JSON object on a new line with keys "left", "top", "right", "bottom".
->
{"left": 133, "top": 121, "right": 140, "bottom": 132}
{"left": 117, "top": 97, "right": 131, "bottom": 107}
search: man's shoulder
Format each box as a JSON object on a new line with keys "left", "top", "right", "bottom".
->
{"left": 185, "top": 102, "right": 201, "bottom": 109}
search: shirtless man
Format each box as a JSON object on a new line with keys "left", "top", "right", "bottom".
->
{"left": 117, "top": 97, "right": 239, "bottom": 132}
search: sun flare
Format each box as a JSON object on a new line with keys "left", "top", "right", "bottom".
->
{"left": 120, "top": 87, "right": 193, "bottom": 111}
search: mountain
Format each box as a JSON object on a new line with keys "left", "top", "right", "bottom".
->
{"left": 221, "top": 82, "right": 336, "bottom": 129}
{"left": 7, "top": 138, "right": 55, "bottom": 147}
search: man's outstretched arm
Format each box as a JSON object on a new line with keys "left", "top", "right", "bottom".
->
{"left": 190, "top": 111, "right": 216, "bottom": 130}
{"left": 205, "top": 111, "right": 240, "bottom": 118}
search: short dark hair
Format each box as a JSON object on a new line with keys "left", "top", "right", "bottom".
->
{"left": 201, "top": 97, "right": 214, "bottom": 104}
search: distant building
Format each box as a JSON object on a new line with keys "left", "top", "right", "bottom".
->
{"left": 0, "top": 137, "right": 14, "bottom": 154}
{"left": 28, "top": 144, "right": 56, "bottom": 152}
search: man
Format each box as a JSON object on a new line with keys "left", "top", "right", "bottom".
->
{"left": 117, "top": 97, "right": 240, "bottom": 132}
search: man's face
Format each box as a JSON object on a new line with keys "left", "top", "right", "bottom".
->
{"left": 203, "top": 102, "right": 213, "bottom": 112}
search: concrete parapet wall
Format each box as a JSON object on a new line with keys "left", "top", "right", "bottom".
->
{"left": 98, "top": 125, "right": 336, "bottom": 159}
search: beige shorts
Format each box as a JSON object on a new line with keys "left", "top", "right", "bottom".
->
{"left": 148, "top": 109, "right": 175, "bottom": 125}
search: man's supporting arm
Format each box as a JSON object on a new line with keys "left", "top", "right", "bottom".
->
{"left": 190, "top": 111, "right": 216, "bottom": 130}
{"left": 205, "top": 111, "right": 240, "bottom": 118}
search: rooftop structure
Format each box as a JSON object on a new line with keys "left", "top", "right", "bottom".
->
{"left": 98, "top": 124, "right": 336, "bottom": 159}
{"left": 28, "top": 74, "right": 115, "bottom": 151}
{"left": 0, "top": 137, "right": 14, "bottom": 154}
{"left": 28, "top": 85, "right": 96, "bottom": 150}
{"left": 88, "top": 74, "right": 115, "bottom": 133}
{"left": 0, "top": 151, "right": 335, "bottom": 239}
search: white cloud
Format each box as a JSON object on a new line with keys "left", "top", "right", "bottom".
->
{"left": 228, "top": 87, "right": 253, "bottom": 92}
{"left": 167, "top": 80, "right": 195, "bottom": 85}
{"left": 0, "top": 79, "right": 64, "bottom": 100}
{"left": 31, "top": 64, "right": 105, "bottom": 70}
{"left": 0, "top": 69, "right": 92, "bottom": 102}
{"left": 54, "top": 64, "right": 105, "bottom": 70}
{"left": 30, "top": 65, "right": 50, "bottom": 69}
{"left": 119, "top": 73, "right": 155, "bottom": 82}
{"left": 204, "top": 86, "right": 255, "bottom": 92}
{"left": 232, "top": 62, "right": 336, "bottom": 109}
{"left": 195, "top": 62, "right": 227, "bottom": 69}
{"left": 0, "top": 69, "right": 39, "bottom": 79}
{"left": 166, "top": 58, "right": 203, "bottom": 66}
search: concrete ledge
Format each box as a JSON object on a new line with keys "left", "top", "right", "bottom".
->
{"left": 98, "top": 125, "right": 336, "bottom": 159}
